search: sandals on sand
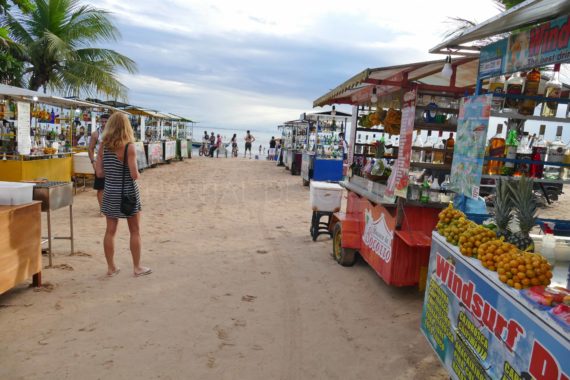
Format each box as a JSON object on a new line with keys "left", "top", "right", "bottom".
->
{"left": 134, "top": 267, "right": 152, "bottom": 277}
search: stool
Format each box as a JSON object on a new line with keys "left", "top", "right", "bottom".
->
{"left": 310, "top": 211, "right": 333, "bottom": 241}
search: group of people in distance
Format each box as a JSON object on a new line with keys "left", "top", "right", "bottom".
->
{"left": 201, "top": 130, "right": 269, "bottom": 159}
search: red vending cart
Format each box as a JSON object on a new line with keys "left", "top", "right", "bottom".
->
{"left": 313, "top": 58, "right": 479, "bottom": 288}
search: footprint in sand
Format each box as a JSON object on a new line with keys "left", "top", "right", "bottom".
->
{"left": 33, "top": 282, "right": 55, "bottom": 292}
{"left": 214, "top": 326, "right": 229, "bottom": 341}
{"left": 256, "top": 250, "right": 268, "bottom": 255}
{"left": 207, "top": 355, "right": 216, "bottom": 368}
{"left": 47, "top": 263, "right": 74, "bottom": 271}
{"left": 241, "top": 295, "right": 257, "bottom": 302}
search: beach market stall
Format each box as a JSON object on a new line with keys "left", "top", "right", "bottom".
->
{"left": 279, "top": 119, "right": 308, "bottom": 175}
{"left": 301, "top": 109, "right": 351, "bottom": 185}
{"left": 420, "top": 3, "right": 570, "bottom": 379}
{"left": 313, "top": 57, "right": 480, "bottom": 287}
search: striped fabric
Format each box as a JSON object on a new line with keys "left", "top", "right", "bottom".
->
{"left": 100, "top": 147, "right": 141, "bottom": 218}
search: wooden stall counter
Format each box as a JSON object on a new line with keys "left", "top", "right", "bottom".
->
{"left": 0, "top": 201, "right": 42, "bottom": 294}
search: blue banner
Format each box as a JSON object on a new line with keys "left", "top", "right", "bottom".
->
{"left": 421, "top": 233, "right": 570, "bottom": 380}
{"left": 479, "top": 14, "right": 570, "bottom": 79}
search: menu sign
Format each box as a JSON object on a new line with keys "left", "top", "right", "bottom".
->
{"left": 385, "top": 89, "right": 416, "bottom": 198}
{"left": 479, "top": 14, "right": 570, "bottom": 79}
{"left": 421, "top": 233, "right": 570, "bottom": 380}
{"left": 17, "top": 102, "right": 31, "bottom": 155}
{"left": 450, "top": 95, "right": 491, "bottom": 199}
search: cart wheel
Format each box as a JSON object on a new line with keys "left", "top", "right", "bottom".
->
{"left": 303, "top": 178, "right": 309, "bottom": 186}
{"left": 332, "top": 223, "right": 356, "bottom": 266}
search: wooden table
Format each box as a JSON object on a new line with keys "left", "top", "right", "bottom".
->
{"left": 0, "top": 201, "right": 42, "bottom": 294}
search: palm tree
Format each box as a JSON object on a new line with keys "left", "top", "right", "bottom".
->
{"left": 3, "top": 0, "right": 136, "bottom": 97}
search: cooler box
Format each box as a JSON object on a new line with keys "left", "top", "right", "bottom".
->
{"left": 310, "top": 181, "right": 343, "bottom": 212}
{"left": 0, "top": 182, "right": 34, "bottom": 205}
{"left": 73, "top": 152, "right": 94, "bottom": 174}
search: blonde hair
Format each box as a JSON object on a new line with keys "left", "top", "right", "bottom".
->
{"left": 102, "top": 113, "right": 135, "bottom": 151}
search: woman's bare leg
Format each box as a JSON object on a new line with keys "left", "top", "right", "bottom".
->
{"left": 104, "top": 217, "right": 119, "bottom": 274}
{"left": 127, "top": 213, "right": 149, "bottom": 275}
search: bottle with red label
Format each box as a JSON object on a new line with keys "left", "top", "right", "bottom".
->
{"left": 530, "top": 124, "right": 547, "bottom": 178}
{"left": 504, "top": 72, "right": 524, "bottom": 111}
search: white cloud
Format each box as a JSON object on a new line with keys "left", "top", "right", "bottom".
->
{"left": 90, "top": 0, "right": 502, "bottom": 131}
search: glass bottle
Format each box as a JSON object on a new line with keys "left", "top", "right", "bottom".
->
{"left": 530, "top": 124, "right": 547, "bottom": 178}
{"left": 502, "top": 129, "right": 518, "bottom": 175}
{"left": 515, "top": 132, "right": 532, "bottom": 177}
{"left": 420, "top": 178, "right": 430, "bottom": 203}
{"left": 489, "top": 75, "right": 506, "bottom": 111}
{"left": 429, "top": 177, "right": 441, "bottom": 203}
{"left": 440, "top": 175, "right": 452, "bottom": 203}
{"left": 432, "top": 131, "right": 445, "bottom": 164}
{"left": 561, "top": 143, "right": 570, "bottom": 180}
{"left": 486, "top": 124, "right": 506, "bottom": 175}
{"left": 504, "top": 72, "right": 524, "bottom": 111}
{"left": 544, "top": 126, "right": 566, "bottom": 180}
{"left": 444, "top": 132, "right": 455, "bottom": 165}
{"left": 519, "top": 68, "right": 541, "bottom": 115}
{"left": 541, "top": 64, "right": 562, "bottom": 118}
{"left": 411, "top": 132, "right": 424, "bottom": 162}
{"left": 423, "top": 130, "right": 434, "bottom": 163}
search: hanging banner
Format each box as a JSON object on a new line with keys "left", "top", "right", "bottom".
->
{"left": 17, "top": 102, "right": 31, "bottom": 155}
{"left": 421, "top": 233, "right": 570, "bottom": 380}
{"left": 140, "top": 116, "right": 146, "bottom": 142}
{"left": 450, "top": 95, "right": 491, "bottom": 199}
{"left": 385, "top": 89, "right": 416, "bottom": 198}
{"left": 479, "top": 14, "right": 570, "bottom": 79}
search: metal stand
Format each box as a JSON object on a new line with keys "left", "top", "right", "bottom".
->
{"left": 43, "top": 204, "right": 74, "bottom": 267}
{"left": 310, "top": 211, "right": 334, "bottom": 241}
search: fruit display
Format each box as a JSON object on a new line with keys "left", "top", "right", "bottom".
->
{"left": 458, "top": 225, "right": 497, "bottom": 257}
{"left": 436, "top": 203, "right": 554, "bottom": 290}
{"left": 43, "top": 147, "right": 57, "bottom": 155}
{"left": 506, "top": 177, "right": 537, "bottom": 251}
{"left": 436, "top": 204, "right": 476, "bottom": 245}
{"left": 383, "top": 108, "right": 401, "bottom": 135}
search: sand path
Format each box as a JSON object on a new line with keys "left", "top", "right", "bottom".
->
{"left": 0, "top": 157, "right": 446, "bottom": 379}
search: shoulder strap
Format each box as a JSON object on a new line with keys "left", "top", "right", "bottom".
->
{"left": 121, "top": 143, "right": 130, "bottom": 199}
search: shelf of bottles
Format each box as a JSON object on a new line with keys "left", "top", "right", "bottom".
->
{"left": 0, "top": 98, "right": 100, "bottom": 158}
{"left": 480, "top": 63, "right": 570, "bottom": 184}
{"left": 308, "top": 131, "right": 343, "bottom": 160}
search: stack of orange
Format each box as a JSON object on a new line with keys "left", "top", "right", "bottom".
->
{"left": 477, "top": 239, "right": 552, "bottom": 289}
{"left": 458, "top": 225, "right": 497, "bottom": 257}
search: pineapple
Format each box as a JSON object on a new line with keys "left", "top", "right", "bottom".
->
{"left": 507, "top": 177, "right": 536, "bottom": 252}
{"left": 494, "top": 179, "right": 513, "bottom": 240}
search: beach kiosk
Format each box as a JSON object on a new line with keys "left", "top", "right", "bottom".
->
{"left": 313, "top": 57, "right": 480, "bottom": 287}
{"left": 418, "top": 2, "right": 570, "bottom": 379}
{"left": 280, "top": 120, "right": 308, "bottom": 175}
{"left": 301, "top": 109, "right": 350, "bottom": 185}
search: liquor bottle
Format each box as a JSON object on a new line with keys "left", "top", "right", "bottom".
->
{"left": 542, "top": 64, "right": 562, "bottom": 117}
{"left": 440, "top": 175, "right": 452, "bottom": 203}
{"left": 444, "top": 132, "right": 455, "bottom": 164}
{"left": 515, "top": 132, "right": 532, "bottom": 177}
{"left": 486, "top": 124, "right": 506, "bottom": 175}
{"left": 519, "top": 68, "right": 541, "bottom": 115}
{"left": 544, "top": 126, "right": 566, "bottom": 180}
{"left": 429, "top": 177, "right": 441, "bottom": 203}
{"left": 502, "top": 129, "right": 518, "bottom": 175}
{"left": 432, "top": 131, "right": 445, "bottom": 164}
{"left": 489, "top": 75, "right": 506, "bottom": 111}
{"left": 420, "top": 178, "right": 430, "bottom": 203}
{"left": 504, "top": 72, "right": 524, "bottom": 111}
{"left": 411, "top": 132, "right": 424, "bottom": 162}
{"left": 530, "top": 124, "right": 547, "bottom": 178}
{"left": 423, "top": 130, "right": 434, "bottom": 163}
{"left": 562, "top": 143, "right": 570, "bottom": 180}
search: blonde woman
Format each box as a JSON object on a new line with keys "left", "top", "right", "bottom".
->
{"left": 95, "top": 113, "right": 151, "bottom": 277}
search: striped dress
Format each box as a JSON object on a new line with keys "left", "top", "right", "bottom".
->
{"left": 100, "top": 147, "right": 141, "bottom": 218}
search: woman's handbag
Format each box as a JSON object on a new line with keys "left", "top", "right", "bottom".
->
{"left": 120, "top": 143, "right": 137, "bottom": 216}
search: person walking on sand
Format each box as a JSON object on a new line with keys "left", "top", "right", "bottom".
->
{"left": 244, "top": 130, "right": 255, "bottom": 158}
{"left": 215, "top": 134, "right": 223, "bottom": 157}
{"left": 95, "top": 113, "right": 151, "bottom": 278}
{"left": 269, "top": 136, "right": 276, "bottom": 160}
{"left": 231, "top": 133, "right": 238, "bottom": 157}
{"left": 88, "top": 114, "right": 109, "bottom": 214}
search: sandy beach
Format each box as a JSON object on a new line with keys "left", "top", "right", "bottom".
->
{"left": 2, "top": 157, "right": 451, "bottom": 379}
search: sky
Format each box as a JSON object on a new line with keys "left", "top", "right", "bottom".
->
{"left": 91, "top": 0, "right": 504, "bottom": 138}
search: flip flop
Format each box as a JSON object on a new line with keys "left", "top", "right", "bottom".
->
{"left": 107, "top": 268, "right": 120, "bottom": 277}
{"left": 134, "top": 268, "right": 152, "bottom": 277}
